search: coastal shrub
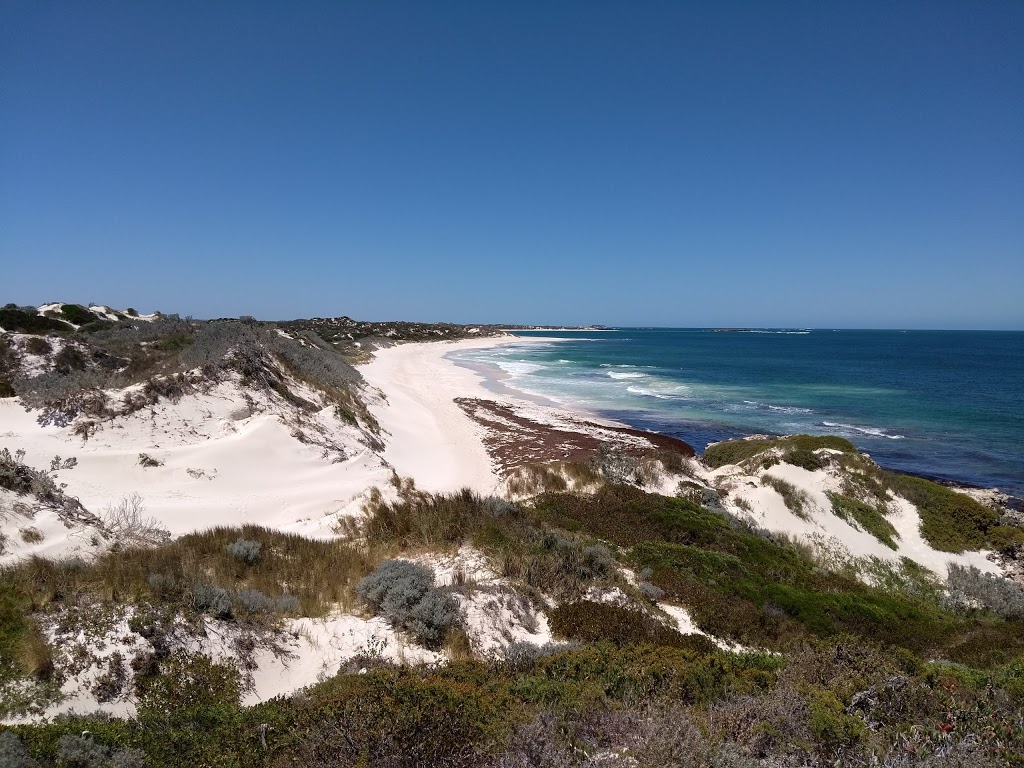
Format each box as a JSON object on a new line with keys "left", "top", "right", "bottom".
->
{"left": 639, "top": 580, "right": 665, "bottom": 601}
{"left": 146, "top": 573, "right": 178, "bottom": 599}
{"left": 275, "top": 593, "right": 301, "bottom": 614}
{"left": 703, "top": 435, "right": 856, "bottom": 469}
{"left": 704, "top": 436, "right": 856, "bottom": 473}
{"left": 886, "top": 474, "right": 998, "bottom": 552}
{"left": 233, "top": 588, "right": 273, "bottom": 615}
{"left": 224, "top": 537, "right": 261, "bottom": 565}
{"left": 2, "top": 524, "right": 370, "bottom": 621}
{"left": 404, "top": 589, "right": 462, "bottom": 647}
{"left": 137, "top": 453, "right": 162, "bottom": 468}
{"left": 806, "top": 690, "right": 868, "bottom": 752}
{"left": 53, "top": 344, "right": 87, "bottom": 374}
{"left": 499, "top": 640, "right": 581, "bottom": 673}
{"left": 19, "top": 527, "right": 45, "bottom": 544}
{"left": 945, "top": 564, "right": 1024, "bottom": 619}
{"left": 826, "top": 491, "right": 899, "bottom": 549}
{"left": 357, "top": 559, "right": 435, "bottom": 616}
{"left": 357, "top": 560, "right": 463, "bottom": 647}
{"left": 782, "top": 446, "right": 829, "bottom": 471}
{"left": 279, "top": 669, "right": 509, "bottom": 768}
{"left": 549, "top": 601, "right": 715, "bottom": 653}
{"left": 532, "top": 484, "right": 733, "bottom": 549}
{"left": 55, "top": 734, "right": 145, "bottom": 768}
{"left": 24, "top": 337, "right": 52, "bottom": 355}
{"left": 0, "top": 307, "right": 70, "bottom": 335}
{"left": 59, "top": 304, "right": 101, "bottom": 326}
{"left": 760, "top": 475, "right": 811, "bottom": 519}
{"left": 102, "top": 494, "right": 170, "bottom": 548}
{"left": 0, "top": 732, "right": 38, "bottom": 768}
{"left": 989, "top": 525, "right": 1024, "bottom": 556}
{"left": 188, "top": 583, "right": 232, "bottom": 619}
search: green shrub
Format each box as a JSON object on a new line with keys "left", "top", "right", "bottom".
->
{"left": 703, "top": 435, "right": 856, "bottom": 469}
{"left": 549, "top": 600, "right": 715, "bottom": 653}
{"left": 281, "top": 669, "right": 514, "bottom": 767}
{"left": 24, "top": 337, "right": 52, "bottom": 355}
{"left": 886, "top": 474, "right": 999, "bottom": 553}
{"left": 59, "top": 304, "right": 101, "bottom": 326}
{"left": 806, "top": 690, "right": 868, "bottom": 752}
{"left": 826, "top": 491, "right": 899, "bottom": 549}
{"left": 0, "top": 308, "right": 70, "bottom": 335}
{"left": 989, "top": 525, "right": 1024, "bottom": 556}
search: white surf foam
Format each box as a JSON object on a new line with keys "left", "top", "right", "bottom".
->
{"left": 821, "top": 421, "right": 906, "bottom": 440}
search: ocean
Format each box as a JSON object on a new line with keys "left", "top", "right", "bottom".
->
{"left": 450, "top": 329, "right": 1024, "bottom": 499}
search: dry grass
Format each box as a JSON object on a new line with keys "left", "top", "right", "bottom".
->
{"left": 17, "top": 619, "right": 54, "bottom": 681}
{"left": 505, "top": 461, "right": 602, "bottom": 498}
{"left": 3, "top": 525, "right": 374, "bottom": 618}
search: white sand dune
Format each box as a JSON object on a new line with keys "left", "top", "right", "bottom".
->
{"left": 0, "top": 332, "right": 1013, "bottom": 720}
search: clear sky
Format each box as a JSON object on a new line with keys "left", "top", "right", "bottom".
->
{"left": 2, "top": 2, "right": 1022, "bottom": 328}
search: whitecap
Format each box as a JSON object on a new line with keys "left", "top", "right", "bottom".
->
{"left": 607, "top": 371, "right": 646, "bottom": 380}
{"left": 495, "top": 360, "right": 545, "bottom": 376}
{"left": 821, "top": 421, "right": 906, "bottom": 440}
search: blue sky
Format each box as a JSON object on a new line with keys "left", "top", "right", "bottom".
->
{"left": 2, "top": 2, "right": 1022, "bottom": 328}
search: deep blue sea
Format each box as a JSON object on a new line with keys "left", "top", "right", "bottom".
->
{"left": 450, "top": 329, "right": 1024, "bottom": 499}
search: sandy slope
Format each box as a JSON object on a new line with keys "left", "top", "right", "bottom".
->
{"left": 359, "top": 336, "right": 543, "bottom": 494}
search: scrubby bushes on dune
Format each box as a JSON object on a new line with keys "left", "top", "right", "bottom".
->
{"left": 703, "top": 436, "right": 1017, "bottom": 555}
{"left": 549, "top": 600, "right": 717, "bottom": 653}
{"left": 702, "top": 434, "right": 857, "bottom": 469}
{"left": 531, "top": 485, "right": 1024, "bottom": 664}
{"left": 885, "top": 474, "right": 1000, "bottom": 553}
{"left": 945, "top": 564, "right": 1024, "bottom": 620}
{"left": 827, "top": 491, "right": 899, "bottom": 549}
{"left": 0, "top": 307, "right": 70, "bottom": 335}
{"left": 3, "top": 605, "right": 1024, "bottom": 766}
{"left": 1, "top": 524, "right": 369, "bottom": 621}
{"left": 356, "top": 559, "right": 462, "bottom": 647}
{"left": 364, "top": 488, "right": 619, "bottom": 599}
{"left": 760, "top": 475, "right": 811, "bottom": 519}
{"left": 9, "top": 315, "right": 380, "bottom": 438}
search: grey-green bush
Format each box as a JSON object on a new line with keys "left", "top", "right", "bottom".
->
{"left": 0, "top": 732, "right": 39, "bottom": 768}
{"left": 357, "top": 559, "right": 435, "bottom": 615}
{"left": 945, "top": 564, "right": 1024, "bottom": 619}
{"left": 189, "top": 583, "right": 232, "bottom": 619}
{"left": 404, "top": 589, "right": 462, "bottom": 647}
{"left": 356, "top": 559, "right": 463, "bottom": 647}
{"left": 225, "top": 537, "right": 262, "bottom": 565}
{"left": 234, "top": 588, "right": 273, "bottom": 615}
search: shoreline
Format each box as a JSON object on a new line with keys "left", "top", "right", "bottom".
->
{"left": 359, "top": 335, "right": 567, "bottom": 494}
{"left": 364, "top": 335, "right": 1020, "bottom": 510}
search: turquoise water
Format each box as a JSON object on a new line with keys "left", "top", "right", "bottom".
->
{"left": 451, "top": 329, "right": 1024, "bottom": 498}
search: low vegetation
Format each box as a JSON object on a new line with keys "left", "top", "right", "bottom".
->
{"left": 760, "top": 474, "right": 811, "bottom": 519}
{"left": 1, "top": 525, "right": 371, "bottom": 623}
{"left": 356, "top": 559, "right": 462, "bottom": 647}
{"left": 703, "top": 435, "right": 1013, "bottom": 554}
{"left": 1, "top": 635, "right": 1022, "bottom": 766}
{"left": 702, "top": 434, "right": 857, "bottom": 469}
{"left": 827, "top": 491, "right": 900, "bottom": 549}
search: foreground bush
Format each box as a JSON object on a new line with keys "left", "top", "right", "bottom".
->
{"left": 356, "top": 559, "right": 462, "bottom": 648}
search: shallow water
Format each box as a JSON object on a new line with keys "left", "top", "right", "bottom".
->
{"left": 450, "top": 329, "right": 1024, "bottom": 497}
